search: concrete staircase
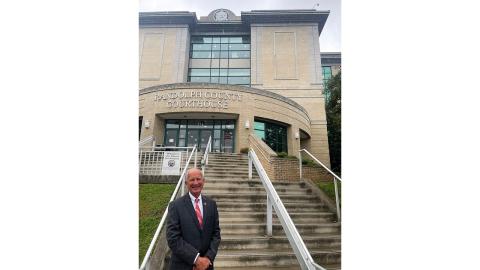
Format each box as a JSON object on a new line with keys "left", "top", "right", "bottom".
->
{"left": 162, "top": 152, "right": 341, "bottom": 269}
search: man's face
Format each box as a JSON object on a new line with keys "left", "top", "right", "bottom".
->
{"left": 186, "top": 169, "right": 205, "bottom": 198}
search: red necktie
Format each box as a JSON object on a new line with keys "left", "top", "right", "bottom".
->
{"left": 195, "top": 198, "right": 203, "bottom": 228}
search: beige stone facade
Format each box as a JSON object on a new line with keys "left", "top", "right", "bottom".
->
{"left": 139, "top": 25, "right": 190, "bottom": 89}
{"left": 139, "top": 9, "right": 332, "bottom": 167}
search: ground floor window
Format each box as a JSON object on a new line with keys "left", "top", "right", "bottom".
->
{"left": 254, "top": 120, "right": 288, "bottom": 153}
{"left": 164, "top": 119, "right": 235, "bottom": 152}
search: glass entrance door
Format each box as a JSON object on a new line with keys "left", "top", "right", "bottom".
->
{"left": 200, "top": 130, "right": 212, "bottom": 152}
{"left": 165, "top": 119, "right": 235, "bottom": 152}
{"left": 186, "top": 130, "right": 213, "bottom": 152}
{"left": 222, "top": 130, "right": 234, "bottom": 153}
{"left": 187, "top": 130, "right": 199, "bottom": 149}
{"left": 165, "top": 129, "right": 178, "bottom": 147}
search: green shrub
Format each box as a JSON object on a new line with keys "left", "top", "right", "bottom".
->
{"left": 301, "top": 158, "right": 320, "bottom": 167}
{"left": 316, "top": 181, "right": 341, "bottom": 205}
{"left": 240, "top": 147, "right": 249, "bottom": 154}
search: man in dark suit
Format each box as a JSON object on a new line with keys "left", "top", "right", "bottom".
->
{"left": 166, "top": 168, "right": 221, "bottom": 270}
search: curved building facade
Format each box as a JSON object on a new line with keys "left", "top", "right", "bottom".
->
{"left": 139, "top": 9, "right": 331, "bottom": 166}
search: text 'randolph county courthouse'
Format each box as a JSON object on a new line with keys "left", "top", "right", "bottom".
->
{"left": 139, "top": 9, "right": 340, "bottom": 167}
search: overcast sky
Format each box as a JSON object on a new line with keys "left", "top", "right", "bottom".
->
{"left": 139, "top": 0, "right": 341, "bottom": 52}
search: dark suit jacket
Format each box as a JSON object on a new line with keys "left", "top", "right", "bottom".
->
{"left": 166, "top": 194, "right": 221, "bottom": 270}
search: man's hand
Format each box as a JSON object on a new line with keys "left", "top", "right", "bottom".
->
{"left": 194, "top": 256, "right": 211, "bottom": 270}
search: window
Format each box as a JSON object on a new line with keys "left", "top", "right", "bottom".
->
{"left": 254, "top": 120, "right": 287, "bottom": 153}
{"left": 322, "top": 66, "right": 333, "bottom": 102}
{"left": 254, "top": 122, "right": 265, "bottom": 140}
{"left": 322, "top": 66, "right": 332, "bottom": 80}
{"left": 188, "top": 35, "right": 251, "bottom": 86}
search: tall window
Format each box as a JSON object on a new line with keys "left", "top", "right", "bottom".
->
{"left": 188, "top": 36, "right": 250, "bottom": 86}
{"left": 322, "top": 66, "right": 333, "bottom": 102}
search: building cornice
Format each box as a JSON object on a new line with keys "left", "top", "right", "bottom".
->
{"left": 139, "top": 9, "right": 330, "bottom": 35}
{"left": 139, "top": 11, "right": 197, "bottom": 27}
{"left": 241, "top": 9, "right": 329, "bottom": 34}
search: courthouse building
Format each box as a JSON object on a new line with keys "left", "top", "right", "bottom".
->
{"left": 139, "top": 9, "right": 333, "bottom": 166}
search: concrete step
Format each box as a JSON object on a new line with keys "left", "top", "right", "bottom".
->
{"left": 205, "top": 177, "right": 262, "bottom": 181}
{"left": 204, "top": 175, "right": 258, "bottom": 179}
{"left": 206, "top": 179, "right": 306, "bottom": 188}
{"left": 208, "top": 152, "right": 248, "bottom": 158}
{"left": 207, "top": 159, "right": 248, "bottom": 162}
{"left": 204, "top": 172, "right": 257, "bottom": 178}
{"left": 206, "top": 160, "right": 249, "bottom": 164}
{"left": 203, "top": 187, "right": 311, "bottom": 195}
{"left": 204, "top": 167, "right": 250, "bottom": 171}
{"left": 210, "top": 153, "right": 248, "bottom": 156}
{"left": 209, "top": 154, "right": 249, "bottom": 158}
{"left": 207, "top": 157, "right": 249, "bottom": 161}
{"left": 220, "top": 212, "right": 335, "bottom": 223}
{"left": 204, "top": 187, "right": 309, "bottom": 195}
{"left": 207, "top": 193, "right": 322, "bottom": 203}
{"left": 204, "top": 162, "right": 249, "bottom": 167}
{"left": 205, "top": 166, "right": 253, "bottom": 171}
{"left": 214, "top": 248, "right": 341, "bottom": 267}
{"left": 219, "top": 223, "right": 341, "bottom": 235}
{"left": 215, "top": 265, "right": 341, "bottom": 270}
{"left": 207, "top": 160, "right": 249, "bottom": 164}
{"left": 219, "top": 235, "right": 341, "bottom": 250}
{"left": 215, "top": 267, "right": 303, "bottom": 270}
{"left": 207, "top": 163, "right": 248, "bottom": 167}
{"left": 216, "top": 202, "right": 327, "bottom": 212}
{"left": 220, "top": 213, "right": 334, "bottom": 224}
{"left": 205, "top": 170, "right": 258, "bottom": 175}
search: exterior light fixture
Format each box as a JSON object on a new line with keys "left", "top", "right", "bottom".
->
{"left": 144, "top": 120, "right": 150, "bottom": 129}
{"left": 295, "top": 131, "right": 299, "bottom": 139}
{"left": 245, "top": 120, "right": 250, "bottom": 129}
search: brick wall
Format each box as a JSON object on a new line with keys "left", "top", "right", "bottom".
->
{"left": 269, "top": 157, "right": 332, "bottom": 182}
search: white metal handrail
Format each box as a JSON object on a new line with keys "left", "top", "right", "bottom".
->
{"left": 299, "top": 149, "right": 341, "bottom": 222}
{"left": 139, "top": 145, "right": 198, "bottom": 270}
{"left": 139, "top": 135, "right": 155, "bottom": 150}
{"left": 139, "top": 146, "right": 194, "bottom": 151}
{"left": 201, "top": 136, "right": 212, "bottom": 175}
{"left": 248, "top": 149, "right": 327, "bottom": 270}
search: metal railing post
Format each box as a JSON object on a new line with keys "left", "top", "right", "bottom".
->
{"left": 207, "top": 137, "right": 211, "bottom": 165}
{"left": 266, "top": 194, "right": 272, "bottom": 237}
{"left": 194, "top": 148, "right": 197, "bottom": 168}
{"left": 299, "top": 151, "right": 303, "bottom": 180}
{"left": 248, "top": 152, "right": 252, "bottom": 181}
{"left": 181, "top": 174, "right": 184, "bottom": 196}
{"left": 333, "top": 177, "right": 341, "bottom": 222}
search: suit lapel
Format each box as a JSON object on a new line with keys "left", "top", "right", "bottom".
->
{"left": 202, "top": 196, "right": 208, "bottom": 227}
{"left": 183, "top": 194, "right": 202, "bottom": 231}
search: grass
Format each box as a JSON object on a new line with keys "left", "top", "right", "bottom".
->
{"left": 139, "top": 183, "right": 176, "bottom": 266}
{"left": 315, "top": 181, "right": 341, "bottom": 206}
